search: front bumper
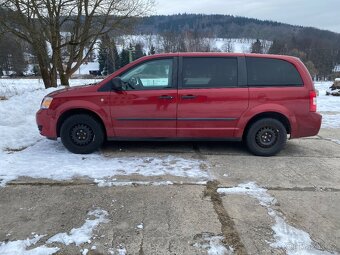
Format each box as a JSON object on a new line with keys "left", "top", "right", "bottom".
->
{"left": 36, "top": 109, "right": 57, "bottom": 139}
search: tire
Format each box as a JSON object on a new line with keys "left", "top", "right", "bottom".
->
{"left": 60, "top": 114, "right": 104, "bottom": 154}
{"left": 246, "top": 118, "right": 287, "bottom": 156}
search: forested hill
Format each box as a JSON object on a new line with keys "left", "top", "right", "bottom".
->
{"left": 135, "top": 14, "right": 340, "bottom": 42}
{"left": 133, "top": 14, "right": 340, "bottom": 77}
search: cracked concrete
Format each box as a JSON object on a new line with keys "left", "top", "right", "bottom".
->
{"left": 1, "top": 128, "right": 340, "bottom": 254}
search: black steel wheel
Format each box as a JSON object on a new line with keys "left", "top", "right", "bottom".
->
{"left": 246, "top": 118, "right": 287, "bottom": 156}
{"left": 60, "top": 114, "right": 104, "bottom": 154}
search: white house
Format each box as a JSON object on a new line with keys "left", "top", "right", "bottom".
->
{"left": 333, "top": 64, "right": 340, "bottom": 72}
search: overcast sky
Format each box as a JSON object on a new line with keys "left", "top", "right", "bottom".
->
{"left": 155, "top": 0, "right": 340, "bottom": 33}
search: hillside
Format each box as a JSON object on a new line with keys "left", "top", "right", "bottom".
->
{"left": 134, "top": 14, "right": 340, "bottom": 41}
{"left": 130, "top": 14, "right": 340, "bottom": 77}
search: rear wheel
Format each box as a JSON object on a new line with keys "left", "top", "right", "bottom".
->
{"left": 246, "top": 118, "right": 287, "bottom": 156}
{"left": 60, "top": 114, "right": 104, "bottom": 154}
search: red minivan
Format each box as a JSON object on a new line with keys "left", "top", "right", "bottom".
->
{"left": 36, "top": 53, "right": 322, "bottom": 156}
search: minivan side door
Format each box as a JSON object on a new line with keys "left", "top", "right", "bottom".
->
{"left": 109, "top": 58, "right": 178, "bottom": 138}
{"left": 177, "top": 56, "right": 249, "bottom": 138}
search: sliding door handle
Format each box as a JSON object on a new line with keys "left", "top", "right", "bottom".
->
{"left": 181, "top": 95, "right": 197, "bottom": 99}
{"left": 159, "top": 95, "right": 174, "bottom": 99}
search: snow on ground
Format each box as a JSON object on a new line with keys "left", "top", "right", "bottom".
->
{"left": 218, "top": 183, "right": 335, "bottom": 255}
{"left": 0, "top": 79, "right": 101, "bottom": 151}
{"left": 0, "top": 234, "right": 59, "bottom": 255}
{"left": 0, "top": 78, "right": 102, "bottom": 99}
{"left": 47, "top": 209, "right": 109, "bottom": 246}
{"left": 0, "top": 209, "right": 109, "bottom": 255}
{"left": 0, "top": 79, "right": 209, "bottom": 186}
{"left": 314, "top": 81, "right": 340, "bottom": 128}
{"left": 193, "top": 233, "right": 234, "bottom": 255}
{"left": 0, "top": 138, "right": 209, "bottom": 186}
{"left": 117, "top": 35, "right": 271, "bottom": 54}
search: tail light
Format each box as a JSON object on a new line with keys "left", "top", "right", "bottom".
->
{"left": 309, "top": 91, "right": 317, "bottom": 112}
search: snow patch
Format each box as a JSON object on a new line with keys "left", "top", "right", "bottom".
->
{"left": 218, "top": 183, "right": 335, "bottom": 255}
{"left": 108, "top": 245, "right": 127, "bottom": 255}
{"left": 193, "top": 233, "right": 233, "bottom": 255}
{"left": 47, "top": 209, "right": 109, "bottom": 246}
{"left": 0, "top": 235, "right": 59, "bottom": 255}
{"left": 0, "top": 139, "right": 208, "bottom": 186}
{"left": 218, "top": 182, "right": 277, "bottom": 207}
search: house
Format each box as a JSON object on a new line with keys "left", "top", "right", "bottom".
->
{"left": 333, "top": 64, "right": 340, "bottom": 72}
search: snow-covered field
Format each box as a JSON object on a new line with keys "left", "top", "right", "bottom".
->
{"left": 117, "top": 35, "right": 271, "bottom": 54}
{"left": 314, "top": 81, "right": 340, "bottom": 128}
{"left": 0, "top": 79, "right": 339, "bottom": 187}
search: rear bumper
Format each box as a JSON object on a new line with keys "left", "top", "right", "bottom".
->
{"left": 292, "top": 112, "right": 322, "bottom": 138}
{"left": 36, "top": 109, "right": 57, "bottom": 139}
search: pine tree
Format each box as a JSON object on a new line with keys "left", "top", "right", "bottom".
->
{"left": 120, "top": 49, "right": 130, "bottom": 68}
{"left": 112, "top": 40, "right": 120, "bottom": 71}
{"left": 268, "top": 39, "right": 286, "bottom": 54}
{"left": 98, "top": 35, "right": 120, "bottom": 75}
{"left": 98, "top": 40, "right": 107, "bottom": 74}
{"left": 133, "top": 43, "right": 144, "bottom": 60}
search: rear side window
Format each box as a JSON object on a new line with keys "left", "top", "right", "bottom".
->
{"left": 246, "top": 57, "right": 303, "bottom": 86}
{"left": 182, "top": 57, "right": 238, "bottom": 88}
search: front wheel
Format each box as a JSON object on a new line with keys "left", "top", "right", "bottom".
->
{"left": 60, "top": 114, "right": 104, "bottom": 154}
{"left": 246, "top": 118, "right": 287, "bottom": 156}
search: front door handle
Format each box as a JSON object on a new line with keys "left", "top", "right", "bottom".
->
{"left": 181, "top": 95, "right": 197, "bottom": 99}
{"left": 159, "top": 95, "right": 174, "bottom": 99}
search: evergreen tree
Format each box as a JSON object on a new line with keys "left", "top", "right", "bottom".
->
{"left": 251, "top": 39, "right": 263, "bottom": 53}
{"left": 268, "top": 39, "right": 286, "bottom": 54}
{"left": 120, "top": 49, "right": 130, "bottom": 68}
{"left": 98, "top": 40, "right": 107, "bottom": 74}
{"left": 133, "top": 43, "right": 144, "bottom": 60}
{"left": 98, "top": 35, "right": 120, "bottom": 75}
{"left": 110, "top": 39, "right": 120, "bottom": 72}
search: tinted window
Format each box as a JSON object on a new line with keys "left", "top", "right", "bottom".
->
{"left": 182, "top": 57, "right": 238, "bottom": 88}
{"left": 121, "top": 59, "right": 173, "bottom": 90}
{"left": 247, "top": 57, "right": 303, "bottom": 86}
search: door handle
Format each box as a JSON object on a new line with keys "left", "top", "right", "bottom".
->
{"left": 159, "top": 95, "right": 174, "bottom": 99}
{"left": 181, "top": 95, "right": 197, "bottom": 99}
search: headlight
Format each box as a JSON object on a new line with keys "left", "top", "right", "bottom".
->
{"left": 41, "top": 97, "right": 53, "bottom": 109}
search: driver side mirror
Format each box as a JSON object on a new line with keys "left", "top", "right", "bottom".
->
{"left": 111, "top": 77, "right": 123, "bottom": 91}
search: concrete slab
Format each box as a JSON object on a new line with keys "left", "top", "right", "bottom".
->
{"left": 102, "top": 141, "right": 195, "bottom": 154}
{"left": 220, "top": 194, "right": 284, "bottom": 255}
{"left": 269, "top": 190, "right": 340, "bottom": 253}
{"left": 0, "top": 185, "right": 222, "bottom": 254}
{"left": 319, "top": 128, "right": 340, "bottom": 140}
{"left": 198, "top": 138, "right": 340, "bottom": 158}
{"left": 208, "top": 154, "right": 340, "bottom": 189}
{"left": 220, "top": 190, "right": 340, "bottom": 255}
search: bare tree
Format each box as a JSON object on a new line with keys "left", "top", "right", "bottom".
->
{"left": 222, "top": 39, "right": 234, "bottom": 53}
{"left": 0, "top": 0, "right": 153, "bottom": 88}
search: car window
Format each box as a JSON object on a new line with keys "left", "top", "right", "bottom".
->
{"left": 121, "top": 59, "right": 173, "bottom": 90}
{"left": 246, "top": 57, "right": 303, "bottom": 86}
{"left": 182, "top": 57, "right": 238, "bottom": 88}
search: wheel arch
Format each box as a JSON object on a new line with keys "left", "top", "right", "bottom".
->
{"left": 56, "top": 108, "right": 107, "bottom": 138}
{"left": 242, "top": 112, "right": 291, "bottom": 140}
